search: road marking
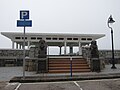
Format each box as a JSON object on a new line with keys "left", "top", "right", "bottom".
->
{"left": 18, "top": 78, "right": 120, "bottom": 85}
{"left": 5, "top": 83, "right": 18, "bottom": 88}
{"left": 9, "top": 78, "right": 120, "bottom": 89}
{"left": 77, "top": 78, "right": 120, "bottom": 83}
{"left": 73, "top": 81, "right": 83, "bottom": 90}
{"left": 22, "top": 81, "right": 72, "bottom": 85}
{"left": 14, "top": 83, "right": 21, "bottom": 90}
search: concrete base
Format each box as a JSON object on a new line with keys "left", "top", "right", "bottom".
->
{"left": 9, "top": 73, "right": 120, "bottom": 83}
{"left": 91, "top": 58, "right": 101, "bottom": 72}
{"left": 36, "top": 58, "right": 48, "bottom": 73}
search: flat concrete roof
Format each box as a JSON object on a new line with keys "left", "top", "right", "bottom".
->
{"left": 1, "top": 32, "right": 105, "bottom": 39}
{"left": 1, "top": 32, "right": 105, "bottom": 46}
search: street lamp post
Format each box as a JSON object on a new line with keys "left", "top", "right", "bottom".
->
{"left": 107, "top": 15, "right": 116, "bottom": 69}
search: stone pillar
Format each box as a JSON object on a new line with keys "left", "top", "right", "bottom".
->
{"left": 79, "top": 42, "right": 82, "bottom": 55}
{"left": 64, "top": 41, "right": 67, "bottom": 55}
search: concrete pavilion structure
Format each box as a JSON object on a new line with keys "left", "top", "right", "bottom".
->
{"left": 1, "top": 32, "right": 105, "bottom": 55}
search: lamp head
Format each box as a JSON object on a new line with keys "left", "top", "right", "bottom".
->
{"left": 108, "top": 15, "right": 115, "bottom": 24}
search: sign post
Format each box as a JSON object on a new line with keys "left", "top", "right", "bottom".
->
{"left": 23, "top": 23, "right": 25, "bottom": 79}
{"left": 17, "top": 10, "right": 32, "bottom": 79}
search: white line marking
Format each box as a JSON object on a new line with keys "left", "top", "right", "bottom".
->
{"left": 14, "top": 83, "right": 21, "bottom": 90}
{"left": 74, "top": 81, "right": 83, "bottom": 90}
{"left": 5, "top": 83, "right": 18, "bottom": 88}
{"left": 77, "top": 78, "right": 120, "bottom": 83}
{"left": 22, "top": 81, "right": 72, "bottom": 85}
{"left": 20, "top": 78, "right": 120, "bottom": 85}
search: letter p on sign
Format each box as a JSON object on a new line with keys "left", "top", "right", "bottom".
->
{"left": 20, "top": 10, "right": 29, "bottom": 19}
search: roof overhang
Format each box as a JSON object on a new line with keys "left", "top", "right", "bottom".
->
{"left": 1, "top": 32, "right": 105, "bottom": 46}
{"left": 1, "top": 32, "right": 105, "bottom": 39}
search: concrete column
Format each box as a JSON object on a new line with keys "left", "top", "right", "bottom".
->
{"left": 47, "top": 46, "right": 49, "bottom": 55}
{"left": 19, "top": 44, "right": 21, "bottom": 49}
{"left": 69, "top": 45, "right": 73, "bottom": 54}
{"left": 20, "top": 44, "right": 23, "bottom": 49}
{"left": 16, "top": 43, "right": 18, "bottom": 49}
{"left": 21, "top": 44, "right": 23, "bottom": 49}
{"left": 64, "top": 41, "right": 67, "bottom": 55}
{"left": 27, "top": 41, "right": 30, "bottom": 49}
{"left": 12, "top": 41, "right": 14, "bottom": 49}
{"left": 79, "top": 42, "right": 82, "bottom": 55}
{"left": 59, "top": 46, "right": 62, "bottom": 55}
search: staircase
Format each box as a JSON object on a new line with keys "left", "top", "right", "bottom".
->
{"left": 48, "top": 57, "right": 91, "bottom": 73}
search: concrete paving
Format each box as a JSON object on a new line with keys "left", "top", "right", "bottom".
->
{"left": 0, "top": 64, "right": 120, "bottom": 82}
{"left": 0, "top": 67, "right": 35, "bottom": 81}
{"left": 0, "top": 64, "right": 120, "bottom": 90}
{"left": 4, "top": 79, "right": 120, "bottom": 90}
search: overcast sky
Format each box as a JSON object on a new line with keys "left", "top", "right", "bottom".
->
{"left": 0, "top": 0, "right": 120, "bottom": 50}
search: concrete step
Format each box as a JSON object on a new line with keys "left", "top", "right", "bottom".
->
{"left": 48, "top": 69, "right": 91, "bottom": 73}
{"left": 49, "top": 58, "right": 86, "bottom": 61}
{"left": 49, "top": 64, "right": 89, "bottom": 67}
{"left": 49, "top": 59, "right": 87, "bottom": 63}
{"left": 49, "top": 61, "right": 87, "bottom": 64}
{"left": 48, "top": 57, "right": 91, "bottom": 73}
{"left": 49, "top": 66, "right": 90, "bottom": 70}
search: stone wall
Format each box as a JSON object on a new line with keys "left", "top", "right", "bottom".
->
{"left": 0, "top": 49, "right": 120, "bottom": 67}
{"left": 0, "top": 49, "right": 29, "bottom": 67}
{"left": 0, "top": 49, "right": 29, "bottom": 58}
{"left": 82, "top": 48, "right": 120, "bottom": 64}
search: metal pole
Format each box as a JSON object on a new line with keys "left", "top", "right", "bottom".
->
{"left": 107, "top": 16, "right": 116, "bottom": 69}
{"left": 23, "top": 21, "right": 26, "bottom": 79}
{"left": 70, "top": 56, "right": 72, "bottom": 77}
{"left": 111, "top": 29, "right": 116, "bottom": 69}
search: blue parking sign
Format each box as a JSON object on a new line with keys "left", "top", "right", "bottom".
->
{"left": 20, "top": 10, "right": 29, "bottom": 19}
{"left": 17, "top": 10, "right": 32, "bottom": 27}
{"left": 17, "top": 20, "right": 32, "bottom": 27}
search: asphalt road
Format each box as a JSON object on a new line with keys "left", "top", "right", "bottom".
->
{"left": 2, "top": 78, "right": 120, "bottom": 90}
